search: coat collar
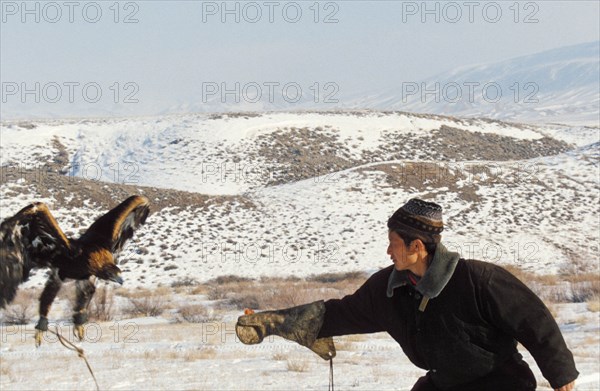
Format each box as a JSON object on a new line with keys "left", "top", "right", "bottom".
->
{"left": 386, "top": 242, "right": 460, "bottom": 299}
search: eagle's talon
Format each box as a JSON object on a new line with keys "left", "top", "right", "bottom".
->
{"left": 74, "top": 324, "right": 85, "bottom": 341}
{"left": 35, "top": 330, "right": 44, "bottom": 347}
{"left": 34, "top": 316, "right": 48, "bottom": 347}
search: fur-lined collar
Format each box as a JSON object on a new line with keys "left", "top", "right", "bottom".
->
{"left": 386, "top": 242, "right": 460, "bottom": 299}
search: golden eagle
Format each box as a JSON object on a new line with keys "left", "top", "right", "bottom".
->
{"left": 0, "top": 195, "right": 150, "bottom": 345}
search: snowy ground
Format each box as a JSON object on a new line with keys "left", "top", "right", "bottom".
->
{"left": 0, "top": 298, "right": 598, "bottom": 391}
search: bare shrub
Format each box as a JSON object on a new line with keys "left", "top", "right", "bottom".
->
{"left": 2, "top": 290, "right": 37, "bottom": 325}
{"left": 171, "top": 277, "right": 198, "bottom": 288}
{"left": 255, "top": 288, "right": 320, "bottom": 309}
{"left": 204, "top": 273, "right": 367, "bottom": 312}
{"left": 175, "top": 304, "right": 220, "bottom": 323}
{"left": 216, "top": 295, "right": 260, "bottom": 311}
{"left": 545, "top": 285, "right": 571, "bottom": 303}
{"left": 209, "top": 275, "right": 254, "bottom": 285}
{"left": 88, "top": 285, "right": 115, "bottom": 321}
{"left": 286, "top": 358, "right": 309, "bottom": 372}
{"left": 190, "top": 285, "right": 210, "bottom": 295}
{"left": 206, "top": 286, "right": 228, "bottom": 301}
{"left": 205, "top": 275, "right": 255, "bottom": 301}
{"left": 501, "top": 267, "right": 600, "bottom": 305}
{"left": 56, "top": 280, "right": 77, "bottom": 301}
{"left": 117, "top": 286, "right": 171, "bottom": 299}
{"left": 124, "top": 294, "right": 167, "bottom": 317}
{"left": 587, "top": 295, "right": 600, "bottom": 312}
{"left": 115, "top": 287, "right": 148, "bottom": 299}
{"left": 571, "top": 281, "right": 600, "bottom": 303}
{"left": 307, "top": 271, "right": 367, "bottom": 284}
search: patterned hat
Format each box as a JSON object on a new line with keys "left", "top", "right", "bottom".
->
{"left": 387, "top": 198, "right": 444, "bottom": 244}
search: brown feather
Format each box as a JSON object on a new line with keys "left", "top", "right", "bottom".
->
{"left": 22, "top": 202, "right": 71, "bottom": 250}
{"left": 110, "top": 196, "right": 149, "bottom": 242}
{"left": 87, "top": 248, "right": 114, "bottom": 274}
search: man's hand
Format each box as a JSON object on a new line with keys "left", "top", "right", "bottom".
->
{"left": 555, "top": 380, "right": 575, "bottom": 391}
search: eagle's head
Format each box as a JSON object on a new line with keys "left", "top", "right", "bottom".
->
{"left": 95, "top": 263, "right": 124, "bottom": 285}
{"left": 87, "top": 248, "right": 124, "bottom": 285}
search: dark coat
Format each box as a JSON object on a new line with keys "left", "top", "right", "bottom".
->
{"left": 318, "top": 244, "right": 579, "bottom": 390}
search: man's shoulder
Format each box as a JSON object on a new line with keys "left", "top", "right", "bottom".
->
{"left": 458, "top": 258, "right": 497, "bottom": 270}
{"left": 455, "top": 258, "right": 504, "bottom": 277}
{"left": 365, "top": 265, "right": 395, "bottom": 287}
{"left": 455, "top": 258, "right": 515, "bottom": 282}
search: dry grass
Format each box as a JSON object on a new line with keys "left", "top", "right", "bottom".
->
{"left": 190, "top": 285, "right": 210, "bottom": 295}
{"left": 569, "top": 278, "right": 600, "bottom": 303}
{"left": 333, "top": 334, "right": 369, "bottom": 352}
{"left": 1, "top": 289, "right": 37, "bottom": 325}
{"left": 121, "top": 347, "right": 219, "bottom": 362}
{"left": 272, "top": 352, "right": 287, "bottom": 361}
{"left": 175, "top": 304, "right": 220, "bottom": 323}
{"left": 586, "top": 295, "right": 600, "bottom": 312}
{"left": 286, "top": 358, "right": 309, "bottom": 372}
{"left": 170, "top": 277, "right": 199, "bottom": 288}
{"left": 124, "top": 293, "right": 168, "bottom": 317}
{"left": 88, "top": 285, "right": 115, "bottom": 321}
{"left": 207, "top": 272, "right": 366, "bottom": 311}
{"left": 183, "top": 348, "right": 217, "bottom": 361}
{"left": 502, "top": 265, "right": 600, "bottom": 304}
{"left": 117, "top": 286, "right": 171, "bottom": 299}
{"left": 0, "top": 357, "right": 12, "bottom": 381}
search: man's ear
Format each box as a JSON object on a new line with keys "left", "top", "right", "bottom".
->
{"left": 409, "top": 239, "right": 425, "bottom": 253}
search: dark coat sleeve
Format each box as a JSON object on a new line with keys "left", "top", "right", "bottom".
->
{"left": 318, "top": 268, "right": 388, "bottom": 338}
{"left": 480, "top": 265, "right": 579, "bottom": 389}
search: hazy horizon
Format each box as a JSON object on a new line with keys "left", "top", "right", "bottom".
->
{"left": 1, "top": 1, "right": 599, "bottom": 119}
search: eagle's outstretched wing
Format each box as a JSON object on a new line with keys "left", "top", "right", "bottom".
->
{"left": 0, "top": 203, "right": 71, "bottom": 308}
{"left": 79, "top": 195, "right": 150, "bottom": 258}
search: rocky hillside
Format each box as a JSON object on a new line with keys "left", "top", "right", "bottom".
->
{"left": 1, "top": 111, "right": 598, "bottom": 287}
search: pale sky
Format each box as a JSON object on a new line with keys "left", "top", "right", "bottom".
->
{"left": 1, "top": 0, "right": 599, "bottom": 118}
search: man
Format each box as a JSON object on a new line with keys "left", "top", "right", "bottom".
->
{"left": 237, "top": 199, "right": 578, "bottom": 391}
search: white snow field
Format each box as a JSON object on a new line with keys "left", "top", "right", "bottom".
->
{"left": 0, "top": 298, "right": 598, "bottom": 390}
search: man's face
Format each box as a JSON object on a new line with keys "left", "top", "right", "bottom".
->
{"left": 387, "top": 230, "right": 418, "bottom": 272}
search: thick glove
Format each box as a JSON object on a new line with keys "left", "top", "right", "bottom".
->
{"left": 236, "top": 301, "right": 336, "bottom": 360}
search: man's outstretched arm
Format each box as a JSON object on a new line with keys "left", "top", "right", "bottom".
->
{"left": 318, "top": 270, "right": 388, "bottom": 338}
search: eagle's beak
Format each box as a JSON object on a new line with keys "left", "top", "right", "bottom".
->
{"left": 110, "top": 274, "right": 124, "bottom": 285}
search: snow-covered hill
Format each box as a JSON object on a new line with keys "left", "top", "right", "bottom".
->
{"left": 346, "top": 41, "right": 600, "bottom": 125}
{"left": 1, "top": 111, "right": 598, "bottom": 288}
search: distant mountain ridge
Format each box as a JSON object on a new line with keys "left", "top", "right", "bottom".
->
{"left": 346, "top": 41, "right": 599, "bottom": 125}
{"left": 2, "top": 42, "right": 598, "bottom": 126}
